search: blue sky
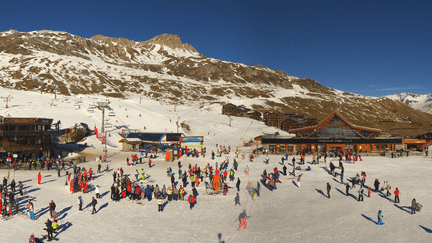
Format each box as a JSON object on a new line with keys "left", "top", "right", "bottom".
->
{"left": 1, "top": 0, "right": 431, "bottom": 97}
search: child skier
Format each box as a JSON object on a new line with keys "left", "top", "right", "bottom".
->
{"left": 377, "top": 210, "right": 384, "bottom": 225}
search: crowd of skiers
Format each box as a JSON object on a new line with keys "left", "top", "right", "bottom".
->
{"left": 5, "top": 143, "right": 424, "bottom": 242}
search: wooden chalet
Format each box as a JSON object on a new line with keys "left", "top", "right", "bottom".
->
{"left": 258, "top": 112, "right": 408, "bottom": 154}
{"left": 221, "top": 103, "right": 262, "bottom": 121}
{"left": 0, "top": 116, "right": 57, "bottom": 161}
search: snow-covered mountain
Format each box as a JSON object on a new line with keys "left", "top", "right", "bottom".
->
{"left": 386, "top": 92, "right": 432, "bottom": 115}
{"left": 1, "top": 29, "right": 432, "bottom": 137}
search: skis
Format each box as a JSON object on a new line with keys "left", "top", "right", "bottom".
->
{"left": 42, "top": 235, "right": 59, "bottom": 241}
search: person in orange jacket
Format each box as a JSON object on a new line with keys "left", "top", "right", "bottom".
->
{"left": 368, "top": 186, "right": 371, "bottom": 197}
{"left": 187, "top": 194, "right": 195, "bottom": 210}
{"left": 37, "top": 172, "right": 42, "bottom": 185}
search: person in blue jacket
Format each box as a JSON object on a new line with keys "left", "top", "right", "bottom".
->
{"left": 145, "top": 185, "right": 152, "bottom": 201}
{"left": 377, "top": 210, "right": 384, "bottom": 225}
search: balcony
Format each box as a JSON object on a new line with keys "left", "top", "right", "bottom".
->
{"left": 0, "top": 129, "right": 58, "bottom": 136}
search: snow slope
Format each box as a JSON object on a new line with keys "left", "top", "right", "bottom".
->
{"left": 1, "top": 88, "right": 432, "bottom": 242}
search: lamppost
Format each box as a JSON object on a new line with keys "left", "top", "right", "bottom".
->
{"left": 104, "top": 131, "right": 108, "bottom": 158}
{"left": 96, "top": 101, "right": 111, "bottom": 158}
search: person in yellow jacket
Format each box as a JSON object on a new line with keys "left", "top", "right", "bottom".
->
{"left": 141, "top": 169, "right": 145, "bottom": 180}
{"left": 52, "top": 220, "right": 59, "bottom": 232}
{"left": 179, "top": 186, "right": 185, "bottom": 200}
{"left": 190, "top": 175, "right": 195, "bottom": 187}
{"left": 167, "top": 187, "right": 173, "bottom": 201}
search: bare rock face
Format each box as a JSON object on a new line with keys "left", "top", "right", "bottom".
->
{"left": 139, "top": 33, "right": 197, "bottom": 52}
{"left": 90, "top": 35, "right": 136, "bottom": 47}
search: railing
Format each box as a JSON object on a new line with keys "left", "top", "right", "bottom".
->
{"left": 423, "top": 141, "right": 432, "bottom": 149}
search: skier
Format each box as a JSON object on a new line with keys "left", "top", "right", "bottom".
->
{"left": 158, "top": 197, "right": 163, "bottom": 212}
{"left": 29, "top": 233, "right": 40, "bottom": 243}
{"left": 45, "top": 218, "right": 54, "bottom": 240}
{"left": 326, "top": 182, "right": 331, "bottom": 198}
{"left": 27, "top": 201, "right": 35, "bottom": 220}
{"left": 187, "top": 194, "right": 195, "bottom": 210}
{"left": 358, "top": 187, "right": 364, "bottom": 201}
{"left": 385, "top": 182, "right": 391, "bottom": 196}
{"left": 18, "top": 181, "right": 23, "bottom": 196}
{"left": 37, "top": 172, "right": 42, "bottom": 185}
{"left": 374, "top": 179, "right": 380, "bottom": 192}
{"left": 367, "top": 186, "right": 371, "bottom": 197}
{"left": 95, "top": 185, "right": 100, "bottom": 199}
{"left": 238, "top": 209, "right": 248, "bottom": 229}
{"left": 234, "top": 193, "right": 241, "bottom": 206}
{"left": 10, "top": 179, "right": 15, "bottom": 192}
{"left": 91, "top": 197, "right": 97, "bottom": 214}
{"left": 256, "top": 181, "right": 260, "bottom": 197}
{"left": 345, "top": 183, "right": 350, "bottom": 196}
{"left": 192, "top": 186, "right": 198, "bottom": 198}
{"left": 411, "top": 198, "right": 416, "bottom": 214}
{"left": 377, "top": 210, "right": 384, "bottom": 225}
{"left": 394, "top": 188, "right": 400, "bottom": 203}
{"left": 297, "top": 174, "right": 302, "bottom": 188}
{"left": 78, "top": 196, "right": 83, "bottom": 211}
{"left": 48, "top": 200, "right": 56, "bottom": 218}
{"left": 282, "top": 165, "right": 287, "bottom": 176}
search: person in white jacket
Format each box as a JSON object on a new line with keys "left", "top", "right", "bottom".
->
{"left": 95, "top": 185, "right": 100, "bottom": 199}
{"left": 158, "top": 198, "right": 164, "bottom": 212}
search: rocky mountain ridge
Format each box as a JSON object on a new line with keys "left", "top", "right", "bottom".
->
{"left": 0, "top": 29, "right": 431, "bottom": 137}
{"left": 386, "top": 92, "right": 432, "bottom": 115}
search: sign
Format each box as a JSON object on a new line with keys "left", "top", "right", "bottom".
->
{"left": 4, "top": 118, "right": 36, "bottom": 123}
{"left": 181, "top": 137, "right": 203, "bottom": 142}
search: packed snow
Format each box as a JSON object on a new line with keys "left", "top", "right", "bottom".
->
{"left": 0, "top": 88, "right": 432, "bottom": 242}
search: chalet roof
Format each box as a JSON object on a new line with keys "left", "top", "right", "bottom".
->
{"left": 288, "top": 112, "right": 381, "bottom": 135}
{"left": 289, "top": 117, "right": 306, "bottom": 124}
{"left": 417, "top": 131, "right": 432, "bottom": 136}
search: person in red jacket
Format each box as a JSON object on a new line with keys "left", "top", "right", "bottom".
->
{"left": 83, "top": 181, "right": 88, "bottom": 193}
{"left": 368, "top": 186, "right": 371, "bottom": 197}
{"left": 394, "top": 188, "right": 400, "bottom": 203}
{"left": 187, "top": 194, "right": 195, "bottom": 210}
{"left": 37, "top": 172, "right": 42, "bottom": 185}
{"left": 127, "top": 184, "right": 131, "bottom": 198}
{"left": 29, "top": 233, "right": 35, "bottom": 243}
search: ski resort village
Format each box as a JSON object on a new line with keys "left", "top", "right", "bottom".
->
{"left": 0, "top": 23, "right": 431, "bottom": 242}
{"left": 0, "top": 86, "right": 431, "bottom": 242}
